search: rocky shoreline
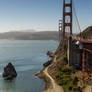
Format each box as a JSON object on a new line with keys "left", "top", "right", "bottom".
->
{"left": 35, "top": 51, "right": 64, "bottom": 92}
{"left": 36, "top": 39, "right": 92, "bottom": 92}
{"left": 35, "top": 63, "right": 63, "bottom": 92}
{"left": 35, "top": 68, "right": 52, "bottom": 91}
{"left": 35, "top": 51, "right": 54, "bottom": 91}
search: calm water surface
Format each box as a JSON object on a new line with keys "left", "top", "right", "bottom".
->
{"left": 0, "top": 40, "right": 58, "bottom": 92}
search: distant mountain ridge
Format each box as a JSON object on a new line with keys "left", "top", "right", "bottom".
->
{"left": 0, "top": 26, "right": 91, "bottom": 40}
{"left": 0, "top": 31, "right": 59, "bottom": 40}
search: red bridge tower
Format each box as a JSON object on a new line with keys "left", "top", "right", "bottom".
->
{"left": 63, "top": 0, "right": 72, "bottom": 39}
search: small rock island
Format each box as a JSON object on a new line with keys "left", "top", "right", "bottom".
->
{"left": 2, "top": 62, "right": 17, "bottom": 80}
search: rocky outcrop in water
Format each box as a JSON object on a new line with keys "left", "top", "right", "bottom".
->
{"left": 2, "top": 62, "right": 17, "bottom": 80}
{"left": 43, "top": 60, "right": 52, "bottom": 67}
{"left": 47, "top": 51, "right": 55, "bottom": 58}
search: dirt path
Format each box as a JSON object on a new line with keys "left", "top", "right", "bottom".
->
{"left": 83, "top": 86, "right": 91, "bottom": 92}
{"left": 43, "top": 55, "right": 64, "bottom": 92}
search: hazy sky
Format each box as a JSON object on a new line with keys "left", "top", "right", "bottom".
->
{"left": 0, "top": 0, "right": 92, "bottom": 33}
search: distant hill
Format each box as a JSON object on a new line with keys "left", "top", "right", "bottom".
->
{"left": 80, "top": 26, "right": 92, "bottom": 39}
{"left": 0, "top": 31, "right": 59, "bottom": 40}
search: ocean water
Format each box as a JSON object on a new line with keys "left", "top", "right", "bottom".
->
{"left": 0, "top": 40, "right": 58, "bottom": 92}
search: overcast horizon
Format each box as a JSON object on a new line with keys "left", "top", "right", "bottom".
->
{"left": 0, "top": 0, "right": 92, "bottom": 33}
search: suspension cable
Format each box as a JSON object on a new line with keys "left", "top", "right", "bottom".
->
{"left": 72, "top": 0, "right": 82, "bottom": 38}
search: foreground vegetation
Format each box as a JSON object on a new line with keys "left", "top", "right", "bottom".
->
{"left": 56, "top": 65, "right": 82, "bottom": 92}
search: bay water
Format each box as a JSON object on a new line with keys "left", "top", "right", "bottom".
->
{"left": 0, "top": 40, "right": 58, "bottom": 92}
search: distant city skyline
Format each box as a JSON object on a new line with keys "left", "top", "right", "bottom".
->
{"left": 0, "top": 0, "right": 91, "bottom": 33}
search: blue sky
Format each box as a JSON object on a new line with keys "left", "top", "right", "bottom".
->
{"left": 0, "top": 0, "right": 91, "bottom": 33}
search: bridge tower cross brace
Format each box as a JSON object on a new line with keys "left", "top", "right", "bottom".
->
{"left": 63, "top": 0, "right": 72, "bottom": 39}
{"left": 59, "top": 20, "right": 62, "bottom": 41}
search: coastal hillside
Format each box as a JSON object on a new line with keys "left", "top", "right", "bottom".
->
{"left": 0, "top": 31, "right": 58, "bottom": 40}
{"left": 48, "top": 26, "right": 92, "bottom": 92}
{"left": 80, "top": 26, "right": 92, "bottom": 39}
{"left": 38, "top": 26, "right": 92, "bottom": 92}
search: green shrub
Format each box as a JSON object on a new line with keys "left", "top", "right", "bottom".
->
{"left": 56, "top": 65, "right": 80, "bottom": 92}
{"left": 61, "top": 66, "right": 72, "bottom": 73}
{"left": 69, "top": 86, "right": 72, "bottom": 91}
{"left": 73, "top": 77, "right": 78, "bottom": 85}
{"left": 73, "top": 87, "right": 82, "bottom": 92}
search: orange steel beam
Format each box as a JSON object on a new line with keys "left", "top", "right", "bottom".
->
{"left": 82, "top": 48, "right": 92, "bottom": 82}
{"left": 83, "top": 48, "right": 92, "bottom": 54}
{"left": 82, "top": 49, "right": 86, "bottom": 82}
{"left": 63, "top": 0, "right": 72, "bottom": 39}
{"left": 82, "top": 50, "right": 85, "bottom": 73}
